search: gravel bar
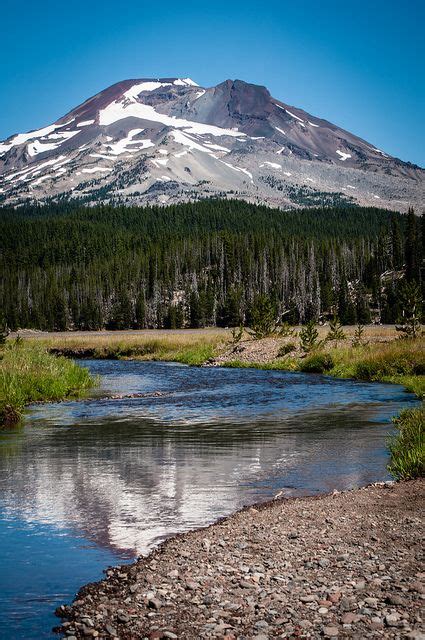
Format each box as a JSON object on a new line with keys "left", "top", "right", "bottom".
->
{"left": 56, "top": 479, "right": 424, "bottom": 639}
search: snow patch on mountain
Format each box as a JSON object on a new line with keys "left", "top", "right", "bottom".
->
{"left": 260, "top": 161, "right": 281, "bottom": 170}
{"left": 81, "top": 167, "right": 111, "bottom": 174}
{"left": 104, "top": 129, "right": 154, "bottom": 155}
{"left": 336, "top": 150, "right": 351, "bottom": 161}
{"left": 171, "top": 130, "right": 215, "bottom": 154}
{"left": 99, "top": 93, "right": 244, "bottom": 138}
{"left": 204, "top": 142, "right": 231, "bottom": 152}
{"left": 279, "top": 107, "right": 305, "bottom": 126}
{"left": 174, "top": 78, "right": 199, "bottom": 86}
{"left": 0, "top": 120, "right": 75, "bottom": 155}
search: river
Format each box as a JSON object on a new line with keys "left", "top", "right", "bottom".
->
{"left": 0, "top": 360, "right": 418, "bottom": 638}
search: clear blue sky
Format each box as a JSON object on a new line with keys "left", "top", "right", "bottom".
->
{"left": 1, "top": 0, "right": 424, "bottom": 166}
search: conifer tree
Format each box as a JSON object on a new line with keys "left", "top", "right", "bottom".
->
{"left": 299, "top": 320, "right": 320, "bottom": 352}
{"left": 325, "top": 317, "right": 346, "bottom": 342}
{"left": 396, "top": 281, "right": 422, "bottom": 339}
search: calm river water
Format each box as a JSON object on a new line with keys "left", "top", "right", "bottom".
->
{"left": 0, "top": 360, "right": 418, "bottom": 638}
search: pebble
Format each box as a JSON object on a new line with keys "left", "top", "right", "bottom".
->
{"left": 323, "top": 625, "right": 339, "bottom": 637}
{"left": 385, "top": 613, "right": 401, "bottom": 627}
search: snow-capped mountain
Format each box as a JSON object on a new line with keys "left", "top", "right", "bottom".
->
{"left": 0, "top": 77, "right": 423, "bottom": 209}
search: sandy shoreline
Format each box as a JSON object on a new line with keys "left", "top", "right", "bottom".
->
{"left": 56, "top": 480, "right": 424, "bottom": 639}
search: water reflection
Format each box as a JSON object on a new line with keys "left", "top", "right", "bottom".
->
{"left": 0, "top": 361, "right": 416, "bottom": 556}
{"left": 0, "top": 361, "right": 419, "bottom": 639}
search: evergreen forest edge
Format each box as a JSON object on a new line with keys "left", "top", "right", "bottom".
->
{"left": 0, "top": 200, "right": 423, "bottom": 332}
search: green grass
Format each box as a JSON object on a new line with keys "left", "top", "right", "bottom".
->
{"left": 326, "top": 340, "right": 425, "bottom": 400}
{"left": 299, "top": 352, "right": 334, "bottom": 373}
{"left": 0, "top": 342, "right": 95, "bottom": 425}
{"left": 388, "top": 406, "right": 424, "bottom": 480}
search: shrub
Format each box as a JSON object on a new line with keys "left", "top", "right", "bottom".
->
{"left": 299, "top": 352, "right": 334, "bottom": 373}
{"left": 231, "top": 325, "right": 244, "bottom": 345}
{"left": 277, "top": 342, "right": 296, "bottom": 357}
{"left": 278, "top": 322, "right": 295, "bottom": 338}
{"left": 388, "top": 405, "right": 424, "bottom": 480}
{"left": 354, "top": 351, "right": 425, "bottom": 381}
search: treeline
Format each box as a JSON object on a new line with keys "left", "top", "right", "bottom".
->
{"left": 0, "top": 200, "right": 423, "bottom": 330}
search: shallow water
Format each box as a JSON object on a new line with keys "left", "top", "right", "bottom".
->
{"left": 0, "top": 360, "right": 418, "bottom": 638}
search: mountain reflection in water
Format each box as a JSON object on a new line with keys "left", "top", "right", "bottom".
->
{"left": 0, "top": 360, "right": 418, "bottom": 639}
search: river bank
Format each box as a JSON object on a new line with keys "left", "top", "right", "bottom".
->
{"left": 3, "top": 329, "right": 423, "bottom": 477}
{"left": 56, "top": 478, "right": 424, "bottom": 639}
{"left": 15, "top": 327, "right": 425, "bottom": 399}
{"left": 0, "top": 342, "right": 94, "bottom": 425}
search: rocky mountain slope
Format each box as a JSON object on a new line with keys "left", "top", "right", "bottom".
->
{"left": 0, "top": 77, "right": 423, "bottom": 209}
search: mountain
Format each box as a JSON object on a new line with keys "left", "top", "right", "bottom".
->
{"left": 0, "top": 77, "right": 423, "bottom": 210}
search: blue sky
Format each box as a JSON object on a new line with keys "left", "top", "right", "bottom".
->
{"left": 1, "top": 0, "right": 424, "bottom": 166}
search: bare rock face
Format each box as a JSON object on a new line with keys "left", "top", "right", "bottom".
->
{"left": 0, "top": 77, "right": 423, "bottom": 210}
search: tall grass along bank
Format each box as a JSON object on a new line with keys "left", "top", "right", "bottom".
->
{"left": 0, "top": 342, "right": 94, "bottom": 425}
{"left": 44, "top": 330, "right": 226, "bottom": 366}
{"left": 220, "top": 335, "right": 425, "bottom": 479}
{"left": 388, "top": 406, "right": 424, "bottom": 480}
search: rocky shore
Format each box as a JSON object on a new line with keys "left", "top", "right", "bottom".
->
{"left": 56, "top": 480, "right": 424, "bottom": 639}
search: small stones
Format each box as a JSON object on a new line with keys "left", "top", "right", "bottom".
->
{"left": 341, "top": 613, "right": 360, "bottom": 624}
{"left": 117, "top": 611, "right": 130, "bottom": 623}
{"left": 385, "top": 613, "right": 401, "bottom": 627}
{"left": 104, "top": 624, "right": 117, "bottom": 636}
{"left": 167, "top": 569, "right": 179, "bottom": 579}
{"left": 328, "top": 592, "right": 341, "bottom": 604}
{"left": 411, "top": 581, "right": 425, "bottom": 594}
{"left": 239, "top": 580, "right": 256, "bottom": 589}
{"left": 147, "top": 597, "right": 162, "bottom": 610}
{"left": 185, "top": 581, "right": 199, "bottom": 591}
{"left": 337, "top": 554, "right": 349, "bottom": 562}
{"left": 354, "top": 580, "right": 366, "bottom": 590}
{"left": 339, "top": 596, "right": 356, "bottom": 612}
{"left": 55, "top": 481, "right": 423, "bottom": 640}
{"left": 300, "top": 594, "right": 318, "bottom": 603}
{"left": 386, "top": 594, "right": 405, "bottom": 606}
{"left": 202, "top": 538, "right": 211, "bottom": 553}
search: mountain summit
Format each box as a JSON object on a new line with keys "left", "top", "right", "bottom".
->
{"left": 0, "top": 77, "right": 423, "bottom": 209}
